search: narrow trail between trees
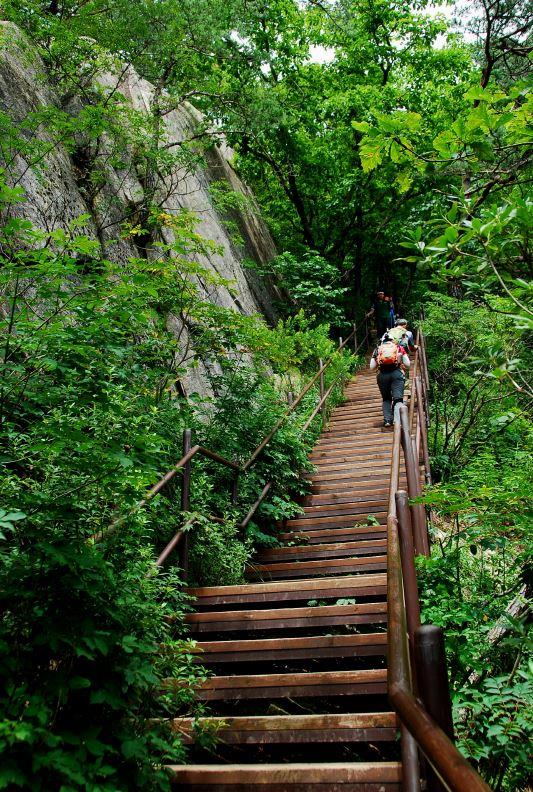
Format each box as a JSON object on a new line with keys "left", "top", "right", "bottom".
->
{"left": 167, "top": 362, "right": 415, "bottom": 790}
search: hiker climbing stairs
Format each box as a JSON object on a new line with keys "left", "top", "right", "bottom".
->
{"left": 167, "top": 363, "right": 417, "bottom": 790}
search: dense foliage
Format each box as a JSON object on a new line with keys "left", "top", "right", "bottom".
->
{"left": 417, "top": 296, "right": 532, "bottom": 791}
{"left": 0, "top": 170, "right": 355, "bottom": 787}
{"left": 0, "top": 0, "right": 531, "bottom": 788}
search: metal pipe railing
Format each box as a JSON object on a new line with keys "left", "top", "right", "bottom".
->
{"left": 399, "top": 405, "right": 430, "bottom": 558}
{"left": 94, "top": 314, "right": 371, "bottom": 567}
{"left": 388, "top": 326, "right": 490, "bottom": 792}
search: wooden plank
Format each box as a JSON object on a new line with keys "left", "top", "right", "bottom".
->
{"left": 286, "top": 513, "right": 387, "bottom": 528}
{"left": 308, "top": 458, "right": 390, "bottom": 469}
{"left": 247, "top": 555, "right": 387, "bottom": 580}
{"left": 297, "top": 501, "right": 388, "bottom": 515}
{"left": 309, "top": 467, "right": 393, "bottom": 482}
{"left": 310, "top": 477, "right": 404, "bottom": 493}
{"left": 164, "top": 668, "right": 388, "bottom": 700}
{"left": 306, "top": 460, "right": 393, "bottom": 475}
{"left": 313, "top": 436, "right": 392, "bottom": 448}
{"left": 167, "top": 761, "right": 402, "bottom": 787}
{"left": 169, "top": 712, "right": 398, "bottom": 744}
{"left": 302, "top": 493, "right": 388, "bottom": 506}
{"left": 186, "top": 601, "right": 387, "bottom": 632}
{"left": 309, "top": 451, "right": 391, "bottom": 463}
{"left": 187, "top": 573, "right": 387, "bottom": 606}
{"left": 191, "top": 633, "right": 387, "bottom": 662}
{"left": 255, "top": 539, "right": 387, "bottom": 562}
{"left": 279, "top": 526, "right": 387, "bottom": 544}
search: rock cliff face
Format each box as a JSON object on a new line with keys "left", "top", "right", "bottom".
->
{"left": 0, "top": 23, "right": 279, "bottom": 396}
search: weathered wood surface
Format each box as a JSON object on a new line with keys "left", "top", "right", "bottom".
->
{"left": 167, "top": 364, "right": 410, "bottom": 788}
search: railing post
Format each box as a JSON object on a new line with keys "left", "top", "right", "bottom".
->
{"left": 408, "top": 350, "right": 419, "bottom": 433}
{"left": 414, "top": 409, "right": 421, "bottom": 464}
{"left": 319, "top": 358, "right": 325, "bottom": 419}
{"left": 415, "top": 378, "right": 432, "bottom": 485}
{"left": 395, "top": 491, "right": 421, "bottom": 671}
{"left": 353, "top": 323, "right": 358, "bottom": 353}
{"left": 180, "top": 428, "right": 192, "bottom": 580}
{"left": 399, "top": 405, "right": 430, "bottom": 557}
{"left": 415, "top": 625, "right": 455, "bottom": 792}
{"left": 420, "top": 329, "right": 430, "bottom": 393}
{"left": 338, "top": 335, "right": 343, "bottom": 349}
{"left": 401, "top": 725, "right": 421, "bottom": 792}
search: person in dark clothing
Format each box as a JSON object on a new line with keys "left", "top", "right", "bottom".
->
{"left": 370, "top": 337, "right": 410, "bottom": 426}
{"left": 386, "top": 296, "right": 396, "bottom": 329}
{"left": 372, "top": 291, "right": 391, "bottom": 338}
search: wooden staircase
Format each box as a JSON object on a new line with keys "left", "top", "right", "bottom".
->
{"left": 168, "top": 364, "right": 407, "bottom": 790}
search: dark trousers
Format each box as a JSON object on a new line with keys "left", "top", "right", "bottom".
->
{"left": 377, "top": 368, "right": 405, "bottom": 423}
{"left": 376, "top": 317, "right": 389, "bottom": 338}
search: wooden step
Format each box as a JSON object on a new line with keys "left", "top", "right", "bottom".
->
{"left": 319, "top": 428, "right": 389, "bottom": 439}
{"left": 309, "top": 467, "right": 393, "bottom": 483}
{"left": 248, "top": 554, "right": 387, "bottom": 580}
{"left": 297, "top": 500, "right": 387, "bottom": 515}
{"left": 302, "top": 492, "right": 388, "bottom": 506}
{"left": 187, "top": 573, "right": 387, "bottom": 607}
{"left": 286, "top": 513, "right": 387, "bottom": 529}
{"left": 255, "top": 539, "right": 386, "bottom": 563}
{"left": 190, "top": 633, "right": 387, "bottom": 663}
{"left": 309, "top": 450, "right": 391, "bottom": 463}
{"left": 164, "top": 668, "right": 388, "bottom": 700}
{"left": 309, "top": 457, "right": 391, "bottom": 469}
{"left": 310, "top": 478, "right": 403, "bottom": 493}
{"left": 306, "top": 460, "right": 393, "bottom": 475}
{"left": 186, "top": 602, "right": 387, "bottom": 632}
{"left": 314, "top": 435, "right": 392, "bottom": 448}
{"left": 279, "top": 526, "right": 387, "bottom": 544}
{"left": 170, "top": 712, "right": 398, "bottom": 744}
{"left": 328, "top": 415, "right": 383, "bottom": 424}
{"left": 168, "top": 761, "right": 402, "bottom": 789}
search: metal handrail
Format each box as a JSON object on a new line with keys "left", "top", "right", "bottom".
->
{"left": 387, "top": 328, "right": 490, "bottom": 792}
{"left": 93, "top": 314, "right": 370, "bottom": 557}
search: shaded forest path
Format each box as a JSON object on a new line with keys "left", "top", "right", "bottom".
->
{"left": 169, "top": 362, "right": 409, "bottom": 790}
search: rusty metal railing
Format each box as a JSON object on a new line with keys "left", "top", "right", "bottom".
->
{"left": 93, "top": 315, "right": 371, "bottom": 577}
{"left": 387, "top": 329, "right": 490, "bottom": 792}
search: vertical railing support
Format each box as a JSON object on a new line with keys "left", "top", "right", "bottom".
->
{"left": 339, "top": 336, "right": 343, "bottom": 349}
{"left": 420, "top": 329, "right": 430, "bottom": 393}
{"left": 179, "top": 428, "right": 192, "bottom": 580}
{"left": 414, "top": 410, "right": 421, "bottom": 464}
{"left": 415, "top": 377, "right": 432, "bottom": 485}
{"left": 395, "top": 491, "right": 421, "bottom": 671}
{"left": 353, "top": 323, "right": 358, "bottom": 353}
{"left": 415, "top": 625, "right": 455, "bottom": 792}
{"left": 399, "top": 405, "right": 430, "bottom": 557}
{"left": 408, "top": 349, "right": 419, "bottom": 433}
{"left": 401, "top": 724, "right": 421, "bottom": 792}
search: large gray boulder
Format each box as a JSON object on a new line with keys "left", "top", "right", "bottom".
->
{"left": 0, "top": 22, "right": 279, "bottom": 397}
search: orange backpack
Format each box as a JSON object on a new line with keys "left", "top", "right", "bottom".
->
{"left": 377, "top": 341, "right": 400, "bottom": 367}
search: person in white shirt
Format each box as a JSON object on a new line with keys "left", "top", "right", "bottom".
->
{"left": 387, "top": 318, "right": 415, "bottom": 352}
